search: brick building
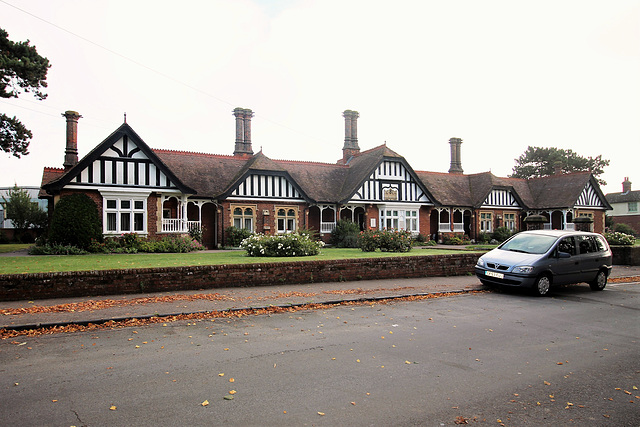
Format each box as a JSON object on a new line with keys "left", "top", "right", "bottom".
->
{"left": 606, "top": 177, "right": 640, "bottom": 234}
{"left": 40, "top": 109, "right": 611, "bottom": 248}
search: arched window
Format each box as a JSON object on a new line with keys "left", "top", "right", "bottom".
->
{"left": 232, "top": 206, "right": 254, "bottom": 231}
{"left": 276, "top": 207, "right": 297, "bottom": 233}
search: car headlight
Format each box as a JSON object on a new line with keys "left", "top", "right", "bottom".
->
{"left": 476, "top": 258, "right": 485, "bottom": 267}
{"left": 513, "top": 266, "right": 534, "bottom": 274}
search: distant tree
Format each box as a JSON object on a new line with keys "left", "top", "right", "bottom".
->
{"left": 1, "top": 185, "right": 47, "bottom": 241}
{"left": 0, "top": 28, "right": 51, "bottom": 158}
{"left": 509, "top": 146, "right": 610, "bottom": 185}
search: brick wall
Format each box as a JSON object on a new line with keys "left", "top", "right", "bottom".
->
{"left": 0, "top": 253, "right": 480, "bottom": 302}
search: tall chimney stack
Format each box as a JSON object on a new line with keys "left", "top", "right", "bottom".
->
{"left": 341, "top": 110, "right": 360, "bottom": 164}
{"left": 622, "top": 177, "right": 632, "bottom": 193}
{"left": 448, "top": 137, "right": 463, "bottom": 174}
{"left": 62, "top": 110, "right": 82, "bottom": 170}
{"left": 233, "top": 108, "right": 254, "bottom": 157}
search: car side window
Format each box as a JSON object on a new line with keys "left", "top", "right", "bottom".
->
{"left": 557, "top": 237, "right": 576, "bottom": 255}
{"left": 594, "top": 235, "right": 608, "bottom": 252}
{"left": 576, "top": 235, "right": 597, "bottom": 254}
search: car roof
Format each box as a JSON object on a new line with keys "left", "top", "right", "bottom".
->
{"left": 516, "top": 230, "right": 601, "bottom": 238}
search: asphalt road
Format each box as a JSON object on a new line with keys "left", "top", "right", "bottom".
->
{"left": 1, "top": 283, "right": 638, "bottom": 426}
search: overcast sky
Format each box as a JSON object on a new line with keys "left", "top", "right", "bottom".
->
{"left": 1, "top": 0, "right": 638, "bottom": 196}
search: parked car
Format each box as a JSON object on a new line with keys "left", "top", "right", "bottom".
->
{"left": 475, "top": 230, "right": 612, "bottom": 296}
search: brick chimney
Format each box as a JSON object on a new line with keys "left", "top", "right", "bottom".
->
{"left": 62, "top": 110, "right": 82, "bottom": 170}
{"left": 341, "top": 110, "right": 360, "bottom": 164}
{"left": 448, "top": 137, "right": 463, "bottom": 174}
{"left": 622, "top": 177, "right": 632, "bottom": 193}
{"left": 233, "top": 107, "right": 254, "bottom": 157}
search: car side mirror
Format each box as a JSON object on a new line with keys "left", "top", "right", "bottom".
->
{"left": 557, "top": 251, "right": 571, "bottom": 259}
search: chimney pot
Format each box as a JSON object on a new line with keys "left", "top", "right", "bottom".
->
{"left": 62, "top": 110, "right": 82, "bottom": 170}
{"left": 622, "top": 177, "right": 632, "bottom": 193}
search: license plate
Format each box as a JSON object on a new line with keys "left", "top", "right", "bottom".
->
{"left": 485, "top": 271, "right": 504, "bottom": 279}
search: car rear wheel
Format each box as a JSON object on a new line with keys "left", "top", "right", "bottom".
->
{"left": 533, "top": 275, "right": 551, "bottom": 296}
{"left": 589, "top": 270, "right": 607, "bottom": 291}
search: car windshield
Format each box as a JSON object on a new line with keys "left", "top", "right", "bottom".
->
{"left": 499, "top": 233, "right": 558, "bottom": 254}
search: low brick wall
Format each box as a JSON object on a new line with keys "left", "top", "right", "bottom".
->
{"left": 611, "top": 246, "right": 640, "bottom": 266}
{"left": 0, "top": 253, "right": 480, "bottom": 302}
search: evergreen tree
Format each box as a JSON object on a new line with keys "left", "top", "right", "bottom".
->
{"left": 510, "top": 146, "right": 609, "bottom": 185}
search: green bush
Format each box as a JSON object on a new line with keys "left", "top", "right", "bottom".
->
{"left": 88, "top": 233, "right": 204, "bottom": 254}
{"left": 491, "top": 226, "right": 514, "bottom": 243}
{"left": 226, "top": 226, "right": 252, "bottom": 247}
{"left": 48, "top": 194, "right": 102, "bottom": 250}
{"left": 613, "top": 223, "right": 636, "bottom": 236}
{"left": 604, "top": 231, "right": 635, "bottom": 246}
{"left": 330, "top": 220, "right": 360, "bottom": 248}
{"left": 29, "top": 243, "right": 88, "bottom": 255}
{"left": 241, "top": 232, "right": 324, "bottom": 257}
{"left": 357, "top": 229, "right": 413, "bottom": 253}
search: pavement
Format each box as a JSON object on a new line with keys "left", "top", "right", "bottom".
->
{"left": 1, "top": 264, "right": 639, "bottom": 332}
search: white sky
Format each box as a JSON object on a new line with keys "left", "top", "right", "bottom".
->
{"left": 1, "top": 0, "right": 638, "bottom": 196}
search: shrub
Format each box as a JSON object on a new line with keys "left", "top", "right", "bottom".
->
{"left": 477, "top": 232, "right": 491, "bottom": 244}
{"left": 87, "top": 234, "right": 204, "bottom": 254}
{"left": 48, "top": 194, "right": 102, "bottom": 250}
{"left": 330, "top": 220, "right": 360, "bottom": 248}
{"left": 613, "top": 223, "right": 636, "bottom": 236}
{"left": 491, "top": 226, "right": 514, "bottom": 243}
{"left": 189, "top": 226, "right": 204, "bottom": 243}
{"left": 226, "top": 226, "right": 252, "bottom": 247}
{"left": 241, "top": 232, "right": 324, "bottom": 257}
{"left": 604, "top": 231, "right": 635, "bottom": 246}
{"left": 29, "top": 243, "right": 88, "bottom": 255}
{"left": 357, "top": 229, "right": 413, "bottom": 253}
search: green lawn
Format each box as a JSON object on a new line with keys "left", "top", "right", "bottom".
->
{"left": 0, "top": 244, "right": 32, "bottom": 254}
{"left": 0, "top": 247, "right": 477, "bottom": 275}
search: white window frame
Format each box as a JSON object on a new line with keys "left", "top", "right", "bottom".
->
{"left": 102, "top": 194, "right": 148, "bottom": 235}
{"left": 628, "top": 202, "right": 638, "bottom": 213}
{"left": 379, "top": 205, "right": 419, "bottom": 233}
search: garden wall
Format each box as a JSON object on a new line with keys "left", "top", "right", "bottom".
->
{"left": 0, "top": 253, "right": 479, "bottom": 301}
{"left": 611, "top": 246, "right": 640, "bottom": 266}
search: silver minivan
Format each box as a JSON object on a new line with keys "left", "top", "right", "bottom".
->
{"left": 475, "top": 230, "right": 613, "bottom": 296}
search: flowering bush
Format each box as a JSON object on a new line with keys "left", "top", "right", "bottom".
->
{"left": 241, "top": 232, "right": 324, "bottom": 257}
{"left": 358, "top": 229, "right": 413, "bottom": 252}
{"left": 604, "top": 231, "right": 635, "bottom": 246}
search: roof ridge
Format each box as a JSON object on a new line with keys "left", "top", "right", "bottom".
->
{"left": 153, "top": 148, "right": 238, "bottom": 159}
{"left": 43, "top": 166, "right": 65, "bottom": 172}
{"left": 274, "top": 158, "right": 348, "bottom": 168}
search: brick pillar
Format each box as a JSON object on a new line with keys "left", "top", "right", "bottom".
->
{"left": 62, "top": 110, "right": 82, "bottom": 170}
{"left": 342, "top": 110, "right": 360, "bottom": 164}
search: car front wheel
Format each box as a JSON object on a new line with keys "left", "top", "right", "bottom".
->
{"left": 533, "top": 275, "right": 551, "bottom": 296}
{"left": 589, "top": 270, "right": 607, "bottom": 291}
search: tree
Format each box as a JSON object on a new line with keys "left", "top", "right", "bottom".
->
{"left": 509, "top": 146, "right": 610, "bottom": 185}
{"left": 0, "top": 28, "right": 51, "bottom": 157}
{"left": 1, "top": 185, "right": 47, "bottom": 242}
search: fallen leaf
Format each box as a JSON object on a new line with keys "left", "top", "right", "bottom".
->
{"left": 110, "top": 405, "right": 117, "bottom": 411}
{"left": 218, "top": 373, "right": 224, "bottom": 377}
{"left": 544, "top": 381, "right": 551, "bottom": 386}
{"left": 318, "top": 412, "right": 325, "bottom": 416}
{"left": 201, "top": 400, "right": 209, "bottom": 407}
{"left": 229, "top": 390, "right": 237, "bottom": 395}
{"left": 229, "top": 378, "right": 235, "bottom": 383}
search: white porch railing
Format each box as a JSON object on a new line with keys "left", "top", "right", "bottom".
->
{"left": 565, "top": 223, "right": 575, "bottom": 230}
{"left": 438, "top": 223, "right": 450, "bottom": 232}
{"left": 452, "top": 223, "right": 464, "bottom": 232}
{"left": 162, "top": 219, "right": 201, "bottom": 233}
{"left": 321, "top": 222, "right": 336, "bottom": 233}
